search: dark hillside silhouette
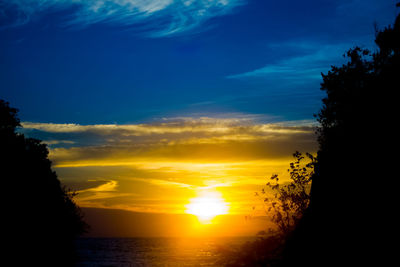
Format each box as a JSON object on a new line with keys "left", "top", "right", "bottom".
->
{"left": 282, "top": 6, "right": 400, "bottom": 266}
{"left": 0, "top": 100, "right": 87, "bottom": 266}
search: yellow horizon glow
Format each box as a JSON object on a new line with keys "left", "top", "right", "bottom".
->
{"left": 40, "top": 117, "right": 316, "bottom": 221}
{"left": 185, "top": 191, "right": 229, "bottom": 224}
{"left": 18, "top": 118, "right": 318, "bottom": 236}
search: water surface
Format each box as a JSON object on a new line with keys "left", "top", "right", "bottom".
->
{"left": 76, "top": 237, "right": 253, "bottom": 266}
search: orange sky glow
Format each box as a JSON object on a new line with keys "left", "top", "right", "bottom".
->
{"left": 21, "top": 117, "right": 317, "bottom": 236}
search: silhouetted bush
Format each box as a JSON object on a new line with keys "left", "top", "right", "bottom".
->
{"left": 1, "top": 100, "right": 88, "bottom": 266}
{"left": 259, "top": 151, "right": 315, "bottom": 236}
{"left": 220, "top": 152, "right": 315, "bottom": 266}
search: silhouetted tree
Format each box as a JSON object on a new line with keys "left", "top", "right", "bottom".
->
{"left": 258, "top": 152, "right": 314, "bottom": 236}
{"left": 225, "top": 6, "right": 399, "bottom": 266}
{"left": 283, "top": 5, "right": 400, "bottom": 266}
{"left": 221, "top": 152, "right": 314, "bottom": 267}
{"left": 0, "top": 100, "right": 87, "bottom": 266}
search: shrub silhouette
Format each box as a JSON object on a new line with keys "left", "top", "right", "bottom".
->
{"left": 220, "top": 152, "right": 315, "bottom": 266}
{"left": 1, "top": 100, "right": 87, "bottom": 266}
{"left": 258, "top": 151, "right": 315, "bottom": 236}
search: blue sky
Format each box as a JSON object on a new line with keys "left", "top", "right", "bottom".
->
{"left": 1, "top": 1, "right": 399, "bottom": 228}
{"left": 1, "top": 0, "right": 398, "bottom": 124}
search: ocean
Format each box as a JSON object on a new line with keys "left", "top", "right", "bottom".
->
{"left": 75, "top": 237, "right": 254, "bottom": 267}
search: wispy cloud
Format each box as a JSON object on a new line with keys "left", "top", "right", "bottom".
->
{"left": 21, "top": 117, "right": 317, "bottom": 214}
{"left": 81, "top": 180, "right": 118, "bottom": 192}
{"left": 21, "top": 116, "right": 317, "bottom": 166}
{"left": 74, "top": 180, "right": 137, "bottom": 206}
{"left": 227, "top": 42, "right": 351, "bottom": 81}
{"left": 1, "top": 0, "right": 245, "bottom": 36}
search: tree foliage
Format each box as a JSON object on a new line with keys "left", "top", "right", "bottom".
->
{"left": 283, "top": 5, "right": 400, "bottom": 266}
{"left": 259, "top": 151, "right": 315, "bottom": 236}
{"left": 229, "top": 4, "right": 400, "bottom": 266}
{"left": 0, "top": 99, "right": 88, "bottom": 266}
{"left": 311, "top": 10, "right": 399, "bottom": 215}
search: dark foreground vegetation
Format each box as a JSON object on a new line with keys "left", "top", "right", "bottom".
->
{"left": 1, "top": 100, "right": 87, "bottom": 266}
{"left": 0, "top": 3, "right": 398, "bottom": 266}
{"left": 224, "top": 4, "right": 400, "bottom": 266}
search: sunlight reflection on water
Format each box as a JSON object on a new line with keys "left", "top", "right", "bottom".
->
{"left": 76, "top": 237, "right": 253, "bottom": 266}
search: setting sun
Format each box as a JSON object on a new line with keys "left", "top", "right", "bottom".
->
{"left": 185, "top": 191, "right": 229, "bottom": 223}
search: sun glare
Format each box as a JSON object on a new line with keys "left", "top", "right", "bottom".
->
{"left": 185, "top": 191, "right": 229, "bottom": 224}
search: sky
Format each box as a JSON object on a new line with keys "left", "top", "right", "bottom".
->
{"left": 1, "top": 0, "right": 398, "bottom": 236}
